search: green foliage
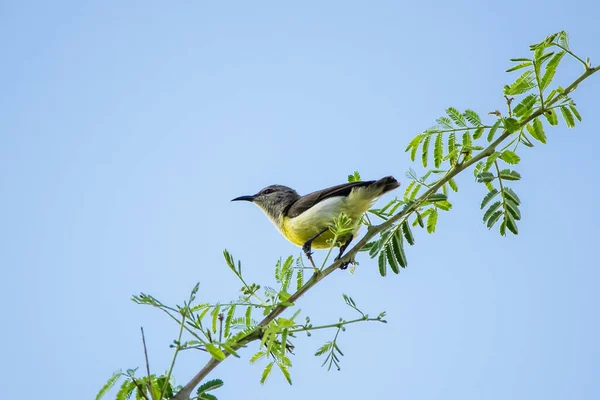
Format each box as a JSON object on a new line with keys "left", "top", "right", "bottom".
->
{"left": 100, "top": 30, "right": 598, "bottom": 400}
{"left": 347, "top": 171, "right": 361, "bottom": 182}
{"left": 504, "top": 70, "right": 536, "bottom": 95}
{"left": 527, "top": 118, "right": 547, "bottom": 143}
{"left": 96, "top": 371, "right": 122, "bottom": 400}
{"left": 197, "top": 379, "right": 223, "bottom": 400}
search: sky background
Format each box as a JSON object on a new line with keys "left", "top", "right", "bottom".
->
{"left": 1, "top": 1, "right": 599, "bottom": 399}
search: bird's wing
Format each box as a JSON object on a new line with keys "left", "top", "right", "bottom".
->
{"left": 285, "top": 180, "right": 376, "bottom": 218}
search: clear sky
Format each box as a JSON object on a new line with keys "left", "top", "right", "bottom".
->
{"left": 1, "top": 1, "right": 599, "bottom": 399}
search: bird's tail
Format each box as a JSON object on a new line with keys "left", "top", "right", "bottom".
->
{"left": 373, "top": 176, "right": 400, "bottom": 195}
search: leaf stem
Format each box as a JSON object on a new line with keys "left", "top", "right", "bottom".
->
{"left": 553, "top": 43, "right": 589, "bottom": 69}
{"left": 141, "top": 327, "right": 156, "bottom": 400}
{"left": 289, "top": 316, "right": 383, "bottom": 334}
{"left": 161, "top": 303, "right": 189, "bottom": 399}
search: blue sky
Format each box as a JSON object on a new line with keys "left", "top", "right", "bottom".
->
{"left": 2, "top": 1, "right": 599, "bottom": 399}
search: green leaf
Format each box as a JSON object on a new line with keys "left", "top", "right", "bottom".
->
{"left": 474, "top": 161, "right": 485, "bottom": 179}
{"left": 544, "top": 110, "right": 558, "bottom": 126}
{"left": 540, "top": 51, "right": 565, "bottom": 91}
{"left": 421, "top": 135, "right": 431, "bottom": 167}
{"left": 296, "top": 267, "right": 304, "bottom": 291}
{"left": 480, "top": 189, "right": 499, "bottom": 209}
{"left": 407, "top": 135, "right": 423, "bottom": 161}
{"left": 513, "top": 94, "right": 538, "bottom": 119}
{"left": 464, "top": 109, "right": 482, "bottom": 126}
{"left": 448, "top": 178, "right": 458, "bottom": 192}
{"left": 409, "top": 183, "right": 421, "bottom": 200}
{"left": 245, "top": 306, "right": 252, "bottom": 326}
{"left": 198, "top": 305, "right": 211, "bottom": 322}
{"left": 472, "top": 127, "right": 485, "bottom": 140}
{"left": 487, "top": 210, "right": 503, "bottom": 229}
{"left": 224, "top": 305, "right": 236, "bottom": 338}
{"left": 403, "top": 181, "right": 415, "bottom": 200}
{"left": 569, "top": 105, "right": 582, "bottom": 122}
{"left": 156, "top": 376, "right": 173, "bottom": 398}
{"left": 477, "top": 172, "right": 495, "bottom": 183}
{"left": 426, "top": 209, "right": 438, "bottom": 234}
{"left": 558, "top": 31, "right": 569, "bottom": 49}
{"left": 447, "top": 132, "right": 458, "bottom": 165}
{"left": 520, "top": 133, "right": 534, "bottom": 148}
{"left": 527, "top": 118, "right": 547, "bottom": 144}
{"left": 221, "top": 343, "right": 240, "bottom": 358}
{"left": 434, "top": 133, "right": 443, "bottom": 168}
{"left": 211, "top": 305, "right": 221, "bottom": 334}
{"left": 499, "top": 169, "right": 521, "bottom": 181}
{"left": 436, "top": 117, "right": 454, "bottom": 129}
{"left": 197, "top": 379, "right": 224, "bottom": 395}
{"left": 506, "top": 61, "right": 532, "bottom": 72}
{"left": 505, "top": 199, "right": 521, "bottom": 220}
{"left": 502, "top": 187, "right": 521, "bottom": 205}
{"left": 560, "top": 106, "right": 575, "bottom": 128}
{"left": 462, "top": 131, "right": 472, "bottom": 148}
{"left": 504, "top": 213, "right": 519, "bottom": 235}
{"left": 278, "top": 363, "right": 292, "bottom": 385}
{"left": 250, "top": 351, "right": 266, "bottom": 364}
{"left": 392, "top": 231, "right": 407, "bottom": 268}
{"left": 315, "top": 342, "right": 333, "bottom": 356}
{"left": 206, "top": 343, "right": 226, "bottom": 361}
{"left": 416, "top": 213, "right": 425, "bottom": 228}
{"left": 503, "top": 117, "right": 520, "bottom": 134}
{"left": 428, "top": 193, "right": 447, "bottom": 202}
{"left": 347, "top": 171, "right": 361, "bottom": 182}
{"left": 402, "top": 220, "right": 415, "bottom": 245}
{"left": 499, "top": 219, "right": 506, "bottom": 236}
{"left": 223, "top": 249, "right": 235, "bottom": 272}
{"left": 115, "top": 380, "right": 136, "bottom": 400}
{"left": 199, "top": 394, "right": 217, "bottom": 400}
{"left": 483, "top": 201, "right": 502, "bottom": 222}
{"left": 369, "top": 230, "right": 391, "bottom": 258}
{"left": 487, "top": 120, "right": 502, "bottom": 142}
{"left": 500, "top": 150, "right": 520, "bottom": 165}
{"left": 504, "top": 70, "right": 536, "bottom": 95}
{"left": 386, "top": 246, "right": 400, "bottom": 274}
{"left": 410, "top": 140, "right": 419, "bottom": 161}
{"left": 446, "top": 107, "right": 467, "bottom": 127}
{"left": 96, "top": 371, "right": 122, "bottom": 400}
{"left": 378, "top": 251, "right": 387, "bottom": 277}
{"left": 435, "top": 200, "right": 452, "bottom": 211}
{"left": 260, "top": 362, "right": 274, "bottom": 385}
{"left": 405, "top": 134, "right": 422, "bottom": 153}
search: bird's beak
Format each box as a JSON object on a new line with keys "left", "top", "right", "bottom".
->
{"left": 231, "top": 195, "right": 256, "bottom": 202}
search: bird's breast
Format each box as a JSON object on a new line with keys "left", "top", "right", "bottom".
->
{"left": 280, "top": 196, "right": 368, "bottom": 248}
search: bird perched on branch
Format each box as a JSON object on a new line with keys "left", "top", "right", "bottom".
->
{"left": 232, "top": 176, "right": 400, "bottom": 268}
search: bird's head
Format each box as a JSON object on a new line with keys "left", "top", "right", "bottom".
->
{"left": 232, "top": 185, "right": 300, "bottom": 224}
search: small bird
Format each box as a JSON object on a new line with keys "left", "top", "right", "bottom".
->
{"left": 232, "top": 176, "right": 400, "bottom": 268}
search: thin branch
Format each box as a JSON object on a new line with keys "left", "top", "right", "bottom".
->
{"left": 162, "top": 304, "right": 189, "bottom": 399}
{"left": 141, "top": 327, "right": 155, "bottom": 400}
{"left": 170, "top": 63, "right": 599, "bottom": 400}
{"left": 288, "top": 317, "right": 384, "bottom": 334}
{"left": 129, "top": 376, "right": 150, "bottom": 400}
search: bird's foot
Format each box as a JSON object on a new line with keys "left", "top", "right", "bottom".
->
{"left": 339, "top": 256, "right": 357, "bottom": 270}
{"left": 302, "top": 242, "right": 318, "bottom": 270}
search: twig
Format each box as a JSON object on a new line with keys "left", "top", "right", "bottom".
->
{"left": 141, "top": 327, "right": 155, "bottom": 400}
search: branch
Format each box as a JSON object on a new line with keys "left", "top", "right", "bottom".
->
{"left": 171, "top": 63, "right": 599, "bottom": 400}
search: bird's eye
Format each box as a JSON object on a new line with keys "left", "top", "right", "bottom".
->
{"left": 262, "top": 188, "right": 274, "bottom": 195}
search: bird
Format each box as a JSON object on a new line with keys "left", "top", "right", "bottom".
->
{"left": 231, "top": 176, "right": 400, "bottom": 268}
